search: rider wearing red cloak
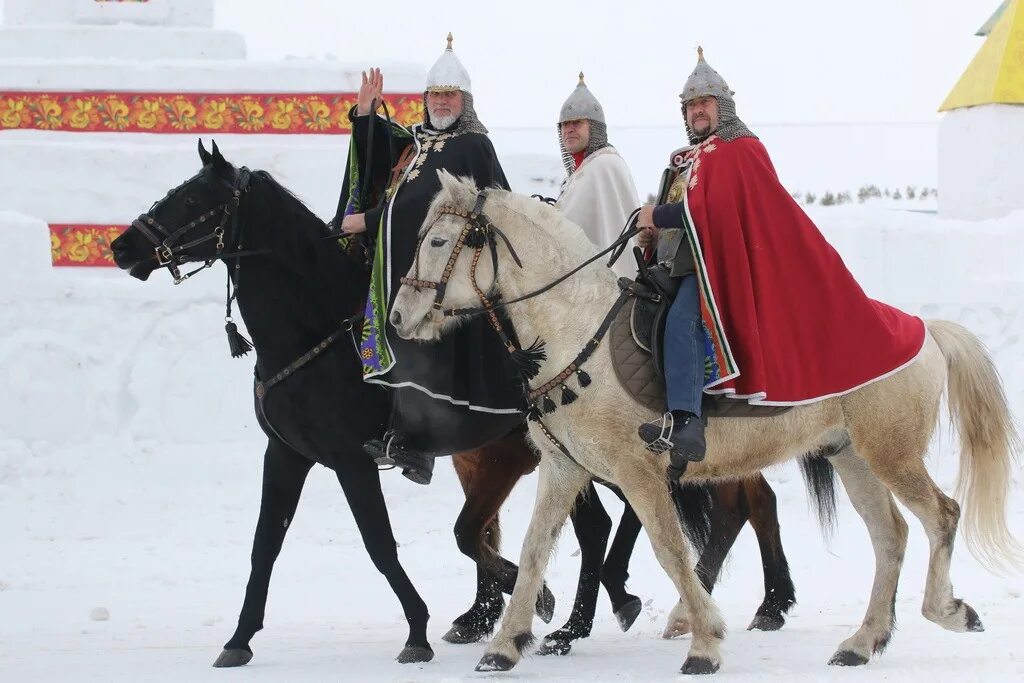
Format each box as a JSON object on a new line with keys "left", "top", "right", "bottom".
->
{"left": 637, "top": 48, "right": 925, "bottom": 471}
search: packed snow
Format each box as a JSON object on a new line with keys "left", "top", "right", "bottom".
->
{"left": 1, "top": 201, "right": 1022, "bottom": 682}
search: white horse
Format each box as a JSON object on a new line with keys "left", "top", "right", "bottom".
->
{"left": 389, "top": 171, "right": 1021, "bottom": 674}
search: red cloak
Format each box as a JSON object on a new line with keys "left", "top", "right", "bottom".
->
{"left": 680, "top": 135, "right": 925, "bottom": 405}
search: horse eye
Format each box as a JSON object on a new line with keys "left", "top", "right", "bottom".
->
{"left": 184, "top": 196, "right": 196, "bottom": 208}
{"left": 430, "top": 237, "right": 448, "bottom": 247}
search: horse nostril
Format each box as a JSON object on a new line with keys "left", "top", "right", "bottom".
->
{"left": 391, "top": 310, "right": 403, "bottom": 328}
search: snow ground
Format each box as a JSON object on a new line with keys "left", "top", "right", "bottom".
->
{"left": 1, "top": 203, "right": 1023, "bottom": 682}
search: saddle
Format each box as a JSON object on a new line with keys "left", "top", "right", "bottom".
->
{"left": 610, "top": 251, "right": 791, "bottom": 419}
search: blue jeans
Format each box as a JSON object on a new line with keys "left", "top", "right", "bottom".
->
{"left": 664, "top": 274, "right": 703, "bottom": 417}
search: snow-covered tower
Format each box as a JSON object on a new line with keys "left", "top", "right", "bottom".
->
{"left": 0, "top": 0, "right": 424, "bottom": 265}
{"left": 938, "top": 0, "right": 1024, "bottom": 220}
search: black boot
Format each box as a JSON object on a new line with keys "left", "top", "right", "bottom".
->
{"left": 363, "top": 431, "right": 436, "bottom": 485}
{"left": 638, "top": 411, "right": 706, "bottom": 464}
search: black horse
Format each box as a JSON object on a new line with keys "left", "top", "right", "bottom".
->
{"left": 110, "top": 142, "right": 830, "bottom": 667}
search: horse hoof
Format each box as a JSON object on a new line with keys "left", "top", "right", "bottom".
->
{"left": 662, "top": 619, "right": 692, "bottom": 639}
{"left": 396, "top": 645, "right": 434, "bottom": 664}
{"left": 537, "top": 638, "right": 572, "bottom": 656}
{"left": 747, "top": 613, "right": 785, "bottom": 631}
{"left": 442, "top": 624, "right": 487, "bottom": 644}
{"left": 535, "top": 585, "right": 556, "bottom": 624}
{"left": 964, "top": 604, "right": 985, "bottom": 632}
{"left": 614, "top": 596, "right": 643, "bottom": 632}
{"left": 212, "top": 648, "right": 252, "bottom": 668}
{"left": 828, "top": 650, "right": 869, "bottom": 667}
{"left": 680, "top": 656, "right": 720, "bottom": 675}
{"left": 476, "top": 653, "right": 516, "bottom": 671}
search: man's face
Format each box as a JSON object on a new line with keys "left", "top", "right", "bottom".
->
{"left": 684, "top": 96, "right": 719, "bottom": 138}
{"left": 560, "top": 119, "right": 591, "bottom": 154}
{"left": 426, "top": 90, "right": 464, "bottom": 129}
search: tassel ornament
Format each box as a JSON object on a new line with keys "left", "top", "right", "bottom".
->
{"left": 225, "top": 319, "right": 253, "bottom": 358}
{"left": 510, "top": 336, "right": 547, "bottom": 381}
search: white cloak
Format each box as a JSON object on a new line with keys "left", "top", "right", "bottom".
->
{"left": 556, "top": 146, "right": 641, "bottom": 279}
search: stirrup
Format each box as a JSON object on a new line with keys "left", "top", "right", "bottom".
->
{"left": 365, "top": 432, "right": 398, "bottom": 469}
{"left": 639, "top": 412, "right": 675, "bottom": 455}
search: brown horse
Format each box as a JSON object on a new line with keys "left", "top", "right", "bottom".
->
{"left": 445, "top": 428, "right": 831, "bottom": 654}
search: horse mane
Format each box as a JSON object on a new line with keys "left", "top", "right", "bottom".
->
{"left": 430, "top": 171, "right": 598, "bottom": 264}
{"left": 233, "top": 166, "right": 366, "bottom": 312}
{"left": 249, "top": 169, "right": 332, "bottom": 240}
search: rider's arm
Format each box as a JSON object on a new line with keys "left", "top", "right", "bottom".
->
{"left": 652, "top": 202, "right": 685, "bottom": 231}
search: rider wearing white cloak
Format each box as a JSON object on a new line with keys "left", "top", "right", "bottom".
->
{"left": 555, "top": 73, "right": 640, "bottom": 279}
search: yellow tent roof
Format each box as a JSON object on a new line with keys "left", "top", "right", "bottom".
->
{"left": 940, "top": 0, "right": 1024, "bottom": 111}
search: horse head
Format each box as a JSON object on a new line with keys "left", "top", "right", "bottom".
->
{"left": 111, "top": 140, "right": 249, "bottom": 282}
{"left": 390, "top": 170, "right": 506, "bottom": 341}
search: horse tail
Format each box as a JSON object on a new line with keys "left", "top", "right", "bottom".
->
{"left": 669, "top": 479, "right": 714, "bottom": 553}
{"left": 927, "top": 319, "right": 1023, "bottom": 571}
{"left": 798, "top": 451, "right": 839, "bottom": 538}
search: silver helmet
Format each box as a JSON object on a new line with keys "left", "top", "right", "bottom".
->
{"left": 557, "top": 72, "right": 611, "bottom": 175}
{"left": 559, "top": 71, "right": 605, "bottom": 124}
{"left": 679, "top": 47, "right": 755, "bottom": 144}
{"left": 425, "top": 33, "right": 472, "bottom": 93}
{"left": 422, "top": 34, "right": 487, "bottom": 135}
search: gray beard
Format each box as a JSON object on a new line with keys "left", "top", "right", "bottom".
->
{"left": 428, "top": 110, "right": 458, "bottom": 130}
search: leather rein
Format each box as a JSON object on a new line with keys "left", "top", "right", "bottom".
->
{"left": 399, "top": 190, "right": 640, "bottom": 355}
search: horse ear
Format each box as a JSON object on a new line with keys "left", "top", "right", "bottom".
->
{"left": 210, "top": 139, "right": 229, "bottom": 173}
{"left": 198, "top": 138, "right": 212, "bottom": 165}
{"left": 436, "top": 169, "right": 464, "bottom": 202}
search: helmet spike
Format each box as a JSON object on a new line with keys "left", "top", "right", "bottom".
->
{"left": 578, "top": 71, "right": 586, "bottom": 85}
{"left": 697, "top": 45, "right": 704, "bottom": 61}
{"left": 446, "top": 32, "right": 454, "bottom": 50}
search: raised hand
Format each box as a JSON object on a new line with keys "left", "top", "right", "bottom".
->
{"left": 356, "top": 67, "right": 384, "bottom": 117}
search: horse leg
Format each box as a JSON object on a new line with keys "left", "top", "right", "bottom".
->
{"left": 538, "top": 482, "right": 610, "bottom": 656}
{"left": 825, "top": 447, "right": 909, "bottom": 666}
{"left": 744, "top": 475, "right": 798, "bottom": 632}
{"left": 618, "top": 464, "right": 727, "bottom": 674}
{"left": 476, "top": 452, "right": 591, "bottom": 672}
{"left": 662, "top": 481, "right": 748, "bottom": 639}
{"left": 853, "top": 435, "right": 982, "bottom": 634}
{"left": 333, "top": 454, "right": 432, "bottom": 663}
{"left": 445, "top": 441, "right": 538, "bottom": 644}
{"left": 214, "top": 439, "right": 313, "bottom": 668}
{"left": 600, "top": 490, "right": 644, "bottom": 630}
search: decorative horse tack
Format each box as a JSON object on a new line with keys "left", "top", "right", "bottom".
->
{"left": 401, "top": 191, "right": 544, "bottom": 380}
{"left": 132, "top": 168, "right": 253, "bottom": 285}
{"left": 405, "top": 193, "right": 642, "bottom": 458}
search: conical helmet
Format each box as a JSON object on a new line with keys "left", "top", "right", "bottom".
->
{"left": 559, "top": 72, "right": 605, "bottom": 124}
{"left": 678, "top": 47, "right": 755, "bottom": 143}
{"left": 425, "top": 33, "right": 472, "bottom": 93}
{"left": 679, "top": 46, "right": 734, "bottom": 105}
{"left": 556, "top": 72, "right": 611, "bottom": 175}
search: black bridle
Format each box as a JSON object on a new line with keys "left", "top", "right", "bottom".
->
{"left": 132, "top": 167, "right": 257, "bottom": 285}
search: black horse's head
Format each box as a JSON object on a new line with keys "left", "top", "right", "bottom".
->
{"left": 112, "top": 140, "right": 249, "bottom": 281}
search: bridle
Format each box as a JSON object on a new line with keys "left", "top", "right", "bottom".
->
{"left": 399, "top": 190, "right": 640, "bottom": 376}
{"left": 400, "top": 189, "right": 643, "bottom": 463}
{"left": 131, "top": 167, "right": 254, "bottom": 285}
{"left": 400, "top": 191, "right": 526, "bottom": 354}
{"left": 402, "top": 190, "right": 639, "bottom": 319}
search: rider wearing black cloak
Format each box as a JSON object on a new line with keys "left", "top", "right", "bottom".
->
{"left": 338, "top": 35, "right": 524, "bottom": 484}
